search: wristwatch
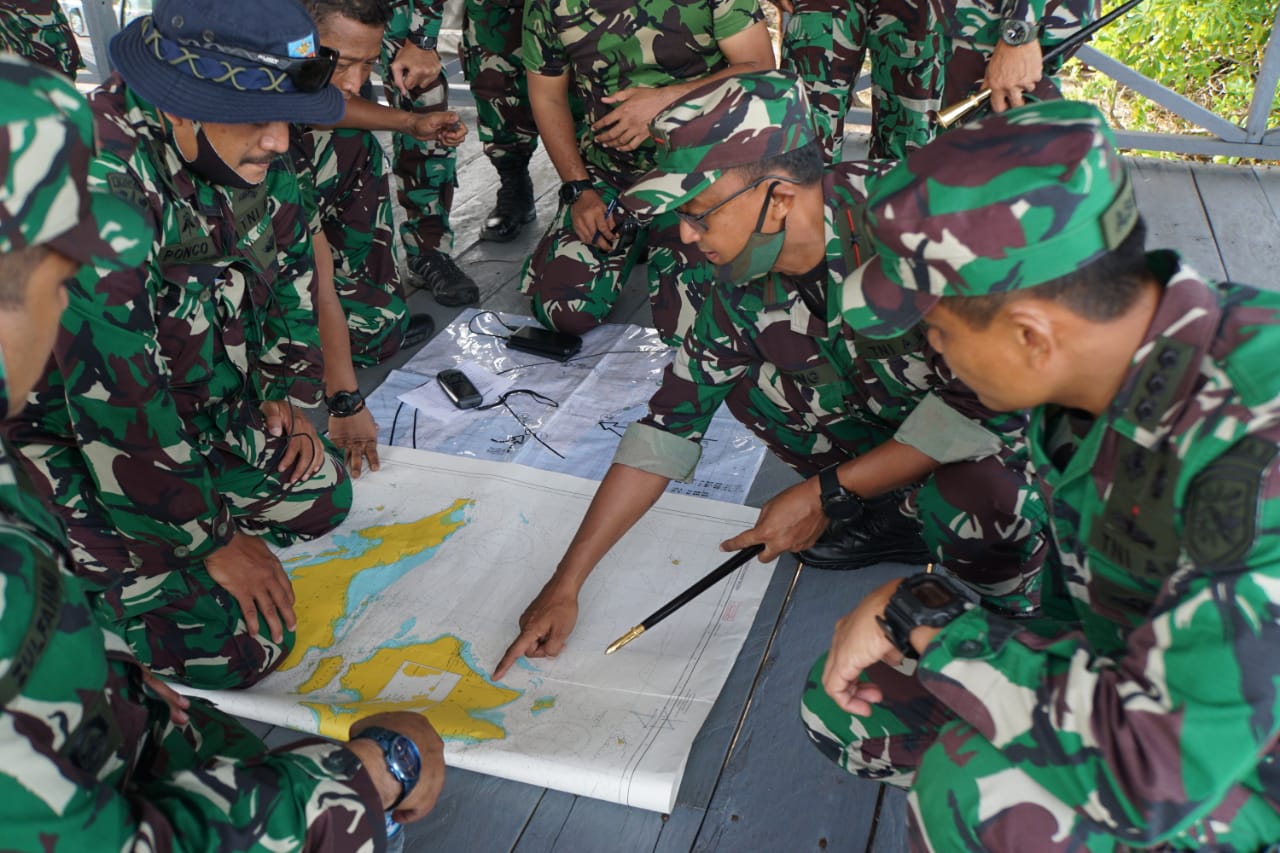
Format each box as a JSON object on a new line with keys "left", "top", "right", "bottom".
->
{"left": 559, "top": 179, "right": 595, "bottom": 206}
{"left": 999, "top": 18, "right": 1037, "bottom": 46}
{"left": 326, "top": 389, "right": 365, "bottom": 418}
{"left": 877, "top": 574, "right": 970, "bottom": 658}
{"left": 407, "top": 30, "right": 438, "bottom": 51}
{"left": 352, "top": 726, "right": 422, "bottom": 809}
{"left": 818, "top": 463, "right": 862, "bottom": 521}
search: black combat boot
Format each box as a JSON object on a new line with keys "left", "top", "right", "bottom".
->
{"left": 480, "top": 155, "right": 536, "bottom": 242}
{"left": 408, "top": 250, "right": 479, "bottom": 307}
{"left": 796, "top": 489, "right": 933, "bottom": 570}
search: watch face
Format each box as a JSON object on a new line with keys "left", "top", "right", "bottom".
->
{"left": 559, "top": 183, "right": 581, "bottom": 205}
{"left": 1002, "top": 20, "right": 1033, "bottom": 45}
{"left": 388, "top": 735, "right": 422, "bottom": 781}
{"left": 914, "top": 578, "right": 955, "bottom": 608}
{"left": 328, "top": 391, "right": 362, "bottom": 416}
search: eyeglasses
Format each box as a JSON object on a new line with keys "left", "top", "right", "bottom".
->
{"left": 143, "top": 16, "right": 338, "bottom": 93}
{"left": 676, "top": 174, "right": 798, "bottom": 234}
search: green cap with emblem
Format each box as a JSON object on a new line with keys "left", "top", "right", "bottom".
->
{"left": 0, "top": 54, "right": 149, "bottom": 271}
{"left": 620, "top": 70, "right": 817, "bottom": 219}
{"left": 841, "top": 99, "right": 1139, "bottom": 339}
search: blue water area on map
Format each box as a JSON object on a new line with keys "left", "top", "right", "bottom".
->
{"left": 530, "top": 696, "right": 556, "bottom": 716}
{"left": 281, "top": 529, "right": 382, "bottom": 570}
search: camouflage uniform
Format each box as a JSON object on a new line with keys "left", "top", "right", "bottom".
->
{"left": 0, "top": 0, "right": 83, "bottom": 79}
{"left": 806, "top": 101, "right": 1280, "bottom": 848}
{"left": 618, "top": 72, "right": 1046, "bottom": 609}
{"left": 519, "top": 0, "right": 764, "bottom": 345}
{"left": 781, "top": 0, "right": 942, "bottom": 162}
{"left": 292, "top": 125, "right": 410, "bottom": 366}
{"left": 4, "top": 75, "right": 353, "bottom": 691}
{"left": 382, "top": 0, "right": 456, "bottom": 260}
{"left": 0, "top": 53, "right": 384, "bottom": 853}
{"left": 462, "top": 0, "right": 537, "bottom": 169}
{"left": 934, "top": 0, "right": 1099, "bottom": 106}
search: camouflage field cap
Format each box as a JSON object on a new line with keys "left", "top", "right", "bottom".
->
{"left": 0, "top": 55, "right": 148, "bottom": 271}
{"left": 621, "top": 70, "right": 816, "bottom": 218}
{"left": 842, "top": 100, "right": 1139, "bottom": 339}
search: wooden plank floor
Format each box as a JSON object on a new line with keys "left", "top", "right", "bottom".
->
{"left": 257, "top": 73, "right": 1280, "bottom": 853}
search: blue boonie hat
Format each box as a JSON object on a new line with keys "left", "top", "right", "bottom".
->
{"left": 109, "top": 0, "right": 344, "bottom": 125}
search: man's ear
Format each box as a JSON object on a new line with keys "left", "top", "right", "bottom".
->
{"left": 161, "top": 111, "right": 196, "bottom": 158}
{"left": 1005, "top": 301, "right": 1057, "bottom": 370}
{"left": 767, "top": 181, "right": 798, "bottom": 226}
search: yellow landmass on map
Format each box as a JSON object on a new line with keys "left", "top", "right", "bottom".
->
{"left": 301, "top": 636, "right": 521, "bottom": 741}
{"left": 279, "top": 498, "right": 472, "bottom": 672}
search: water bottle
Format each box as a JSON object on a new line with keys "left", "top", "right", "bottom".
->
{"left": 384, "top": 811, "right": 405, "bottom": 853}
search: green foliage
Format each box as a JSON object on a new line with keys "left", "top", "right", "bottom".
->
{"left": 1065, "top": 0, "right": 1277, "bottom": 157}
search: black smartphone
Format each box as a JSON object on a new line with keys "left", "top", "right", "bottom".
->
{"left": 506, "top": 326, "right": 583, "bottom": 361}
{"left": 437, "top": 368, "right": 483, "bottom": 409}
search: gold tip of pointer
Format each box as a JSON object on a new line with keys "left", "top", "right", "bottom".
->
{"left": 605, "top": 624, "right": 645, "bottom": 655}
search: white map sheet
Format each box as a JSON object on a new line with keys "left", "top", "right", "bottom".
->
{"left": 181, "top": 446, "right": 776, "bottom": 813}
{"left": 365, "top": 310, "right": 767, "bottom": 504}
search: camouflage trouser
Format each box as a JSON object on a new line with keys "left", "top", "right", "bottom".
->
{"left": 0, "top": 1, "right": 83, "bottom": 79}
{"left": 141, "top": 698, "right": 380, "bottom": 850}
{"left": 381, "top": 21, "right": 456, "bottom": 258}
{"left": 20, "top": 417, "right": 352, "bottom": 691}
{"left": 519, "top": 171, "right": 716, "bottom": 346}
{"left": 799, "top": 654, "right": 1280, "bottom": 851}
{"left": 314, "top": 128, "right": 409, "bottom": 366}
{"left": 781, "top": 0, "right": 942, "bottom": 161}
{"left": 462, "top": 0, "right": 537, "bottom": 167}
{"left": 723, "top": 375, "right": 1045, "bottom": 613}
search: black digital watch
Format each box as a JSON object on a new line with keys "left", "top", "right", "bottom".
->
{"left": 559, "top": 179, "right": 595, "bottom": 206}
{"left": 818, "top": 463, "right": 862, "bottom": 521}
{"left": 877, "top": 573, "right": 970, "bottom": 658}
{"left": 325, "top": 389, "right": 366, "bottom": 418}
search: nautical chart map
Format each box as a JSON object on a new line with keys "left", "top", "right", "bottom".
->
{"left": 181, "top": 447, "right": 776, "bottom": 812}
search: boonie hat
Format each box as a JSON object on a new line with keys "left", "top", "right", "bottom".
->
{"left": 842, "top": 99, "right": 1138, "bottom": 339}
{"left": 621, "top": 70, "right": 817, "bottom": 218}
{"left": 108, "top": 0, "right": 344, "bottom": 125}
{"left": 0, "top": 55, "right": 149, "bottom": 271}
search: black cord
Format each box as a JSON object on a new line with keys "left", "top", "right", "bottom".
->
{"left": 467, "top": 310, "right": 519, "bottom": 341}
{"left": 475, "top": 389, "right": 560, "bottom": 411}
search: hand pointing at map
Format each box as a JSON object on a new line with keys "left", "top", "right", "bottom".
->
{"left": 495, "top": 582, "right": 579, "bottom": 679}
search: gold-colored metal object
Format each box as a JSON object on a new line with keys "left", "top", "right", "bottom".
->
{"left": 605, "top": 624, "right": 646, "bottom": 655}
{"left": 937, "top": 88, "right": 992, "bottom": 129}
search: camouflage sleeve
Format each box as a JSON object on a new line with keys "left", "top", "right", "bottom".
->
{"left": 638, "top": 286, "right": 756, "bottom": 442}
{"left": 408, "top": 0, "right": 444, "bottom": 40}
{"left": 893, "top": 391, "right": 1005, "bottom": 463}
{"left": 54, "top": 163, "right": 236, "bottom": 565}
{"left": 711, "top": 0, "right": 766, "bottom": 43}
{"left": 914, "top": 429, "right": 1280, "bottom": 843}
{"left": 290, "top": 128, "right": 324, "bottom": 237}
{"left": 254, "top": 159, "right": 325, "bottom": 408}
{"left": 522, "top": 0, "right": 564, "bottom": 76}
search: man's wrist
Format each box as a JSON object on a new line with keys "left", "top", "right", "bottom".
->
{"left": 345, "top": 738, "right": 401, "bottom": 810}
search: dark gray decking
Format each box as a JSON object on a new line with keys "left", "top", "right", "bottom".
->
{"left": 247, "top": 88, "right": 1279, "bottom": 852}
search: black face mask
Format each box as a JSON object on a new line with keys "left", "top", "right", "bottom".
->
{"left": 178, "top": 121, "right": 262, "bottom": 190}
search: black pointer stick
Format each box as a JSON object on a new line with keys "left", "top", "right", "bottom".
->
{"left": 604, "top": 544, "right": 767, "bottom": 654}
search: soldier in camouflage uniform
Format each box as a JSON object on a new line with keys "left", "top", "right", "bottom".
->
{"left": 461, "top": 0, "right": 539, "bottom": 243}
{"left": 935, "top": 0, "right": 1099, "bottom": 113}
{"left": 0, "top": 0, "right": 83, "bottom": 79}
{"left": 0, "top": 52, "right": 446, "bottom": 852}
{"left": 805, "top": 99, "right": 1280, "bottom": 849}
{"left": 519, "top": 0, "right": 775, "bottom": 346}
{"left": 4, "top": 0, "right": 356, "bottom": 692}
{"left": 777, "top": 0, "right": 941, "bottom": 162}
{"left": 496, "top": 72, "right": 1045, "bottom": 679}
{"left": 381, "top": 0, "right": 479, "bottom": 306}
{"left": 777, "top": 0, "right": 1095, "bottom": 163}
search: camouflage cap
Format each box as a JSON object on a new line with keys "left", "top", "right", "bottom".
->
{"left": 621, "top": 70, "right": 816, "bottom": 218}
{"left": 842, "top": 100, "right": 1139, "bottom": 339}
{"left": 0, "top": 55, "right": 149, "bottom": 271}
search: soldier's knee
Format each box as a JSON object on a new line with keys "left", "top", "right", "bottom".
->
{"left": 799, "top": 654, "right": 862, "bottom": 769}
{"left": 529, "top": 293, "right": 606, "bottom": 337}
